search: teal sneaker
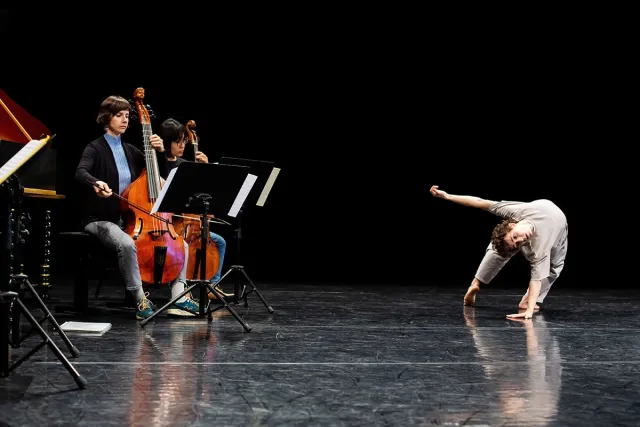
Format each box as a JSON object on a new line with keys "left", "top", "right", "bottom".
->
{"left": 171, "top": 297, "right": 199, "bottom": 315}
{"left": 136, "top": 294, "right": 154, "bottom": 320}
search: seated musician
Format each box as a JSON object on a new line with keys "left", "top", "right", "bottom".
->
{"left": 160, "top": 118, "right": 232, "bottom": 299}
{"left": 74, "top": 96, "right": 200, "bottom": 319}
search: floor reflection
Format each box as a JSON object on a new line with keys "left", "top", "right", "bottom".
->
{"left": 128, "top": 318, "right": 219, "bottom": 426}
{"left": 464, "top": 307, "right": 562, "bottom": 426}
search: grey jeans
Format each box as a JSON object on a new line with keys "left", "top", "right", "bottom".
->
{"left": 84, "top": 221, "right": 188, "bottom": 291}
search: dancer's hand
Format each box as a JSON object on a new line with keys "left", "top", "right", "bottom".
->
{"left": 430, "top": 185, "right": 449, "bottom": 199}
{"left": 464, "top": 283, "right": 480, "bottom": 306}
{"left": 506, "top": 311, "right": 534, "bottom": 320}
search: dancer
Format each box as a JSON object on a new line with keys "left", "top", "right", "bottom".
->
{"left": 429, "top": 185, "right": 568, "bottom": 319}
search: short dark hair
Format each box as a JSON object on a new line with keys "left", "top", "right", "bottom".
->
{"left": 96, "top": 96, "right": 131, "bottom": 127}
{"left": 491, "top": 219, "right": 518, "bottom": 257}
{"left": 159, "top": 118, "right": 185, "bottom": 153}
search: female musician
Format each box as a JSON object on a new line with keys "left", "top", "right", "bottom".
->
{"left": 160, "top": 118, "right": 231, "bottom": 298}
{"left": 75, "top": 96, "right": 199, "bottom": 319}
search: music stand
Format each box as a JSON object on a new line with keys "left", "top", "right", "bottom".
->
{"left": 138, "top": 161, "right": 258, "bottom": 332}
{"left": 0, "top": 137, "right": 86, "bottom": 389}
{"left": 216, "top": 157, "right": 279, "bottom": 313}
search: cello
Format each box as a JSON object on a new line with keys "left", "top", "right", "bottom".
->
{"left": 121, "top": 87, "right": 186, "bottom": 285}
{"left": 187, "top": 119, "right": 199, "bottom": 162}
{"left": 181, "top": 119, "right": 221, "bottom": 283}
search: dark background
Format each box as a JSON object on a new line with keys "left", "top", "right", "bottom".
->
{"left": 1, "top": 8, "right": 602, "bottom": 294}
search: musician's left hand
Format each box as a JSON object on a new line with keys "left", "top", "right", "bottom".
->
{"left": 150, "top": 134, "right": 164, "bottom": 152}
{"left": 195, "top": 151, "right": 208, "bottom": 163}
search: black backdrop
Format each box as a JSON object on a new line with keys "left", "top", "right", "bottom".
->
{"left": 2, "top": 8, "right": 601, "bottom": 292}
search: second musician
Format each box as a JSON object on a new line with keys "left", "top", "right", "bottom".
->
{"left": 160, "top": 118, "right": 232, "bottom": 298}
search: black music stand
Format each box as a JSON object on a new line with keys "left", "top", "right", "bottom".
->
{"left": 138, "top": 161, "right": 257, "bottom": 332}
{"left": 216, "top": 157, "right": 279, "bottom": 313}
{"left": 1, "top": 175, "right": 86, "bottom": 389}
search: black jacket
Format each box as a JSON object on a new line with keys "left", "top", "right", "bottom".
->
{"left": 74, "top": 135, "right": 168, "bottom": 227}
{"left": 167, "top": 157, "right": 186, "bottom": 172}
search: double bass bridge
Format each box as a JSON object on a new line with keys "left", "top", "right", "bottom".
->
{"left": 131, "top": 217, "right": 175, "bottom": 240}
{"left": 148, "top": 229, "right": 175, "bottom": 239}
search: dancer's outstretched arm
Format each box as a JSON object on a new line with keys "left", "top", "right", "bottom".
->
{"left": 429, "top": 185, "right": 495, "bottom": 210}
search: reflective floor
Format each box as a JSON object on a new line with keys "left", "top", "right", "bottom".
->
{"left": 1, "top": 282, "right": 639, "bottom": 426}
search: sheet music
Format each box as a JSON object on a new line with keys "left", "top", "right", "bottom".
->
{"left": 229, "top": 173, "right": 258, "bottom": 217}
{"left": 150, "top": 167, "right": 178, "bottom": 214}
{"left": 256, "top": 167, "right": 281, "bottom": 207}
{"left": 0, "top": 138, "right": 48, "bottom": 185}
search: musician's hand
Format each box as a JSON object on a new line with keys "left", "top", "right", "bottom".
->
{"left": 150, "top": 134, "right": 164, "bottom": 152}
{"left": 195, "top": 151, "right": 208, "bottom": 163}
{"left": 160, "top": 177, "right": 165, "bottom": 188}
{"left": 94, "top": 180, "right": 112, "bottom": 198}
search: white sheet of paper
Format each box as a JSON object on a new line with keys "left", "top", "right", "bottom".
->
{"left": 256, "top": 167, "right": 281, "bottom": 207}
{"left": 0, "top": 139, "right": 48, "bottom": 185}
{"left": 151, "top": 167, "right": 178, "bottom": 214}
{"left": 60, "top": 321, "right": 112, "bottom": 335}
{"left": 229, "top": 173, "right": 258, "bottom": 217}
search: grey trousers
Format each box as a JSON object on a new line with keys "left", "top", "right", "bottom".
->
{"left": 84, "top": 221, "right": 188, "bottom": 291}
{"left": 474, "top": 225, "right": 568, "bottom": 303}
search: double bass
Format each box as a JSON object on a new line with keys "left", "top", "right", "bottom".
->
{"left": 180, "top": 119, "right": 221, "bottom": 283}
{"left": 121, "top": 87, "right": 186, "bottom": 285}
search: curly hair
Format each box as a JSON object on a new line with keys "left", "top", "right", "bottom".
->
{"left": 491, "top": 219, "right": 518, "bottom": 258}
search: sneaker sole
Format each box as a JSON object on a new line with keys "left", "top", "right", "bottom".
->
{"left": 167, "top": 308, "right": 196, "bottom": 317}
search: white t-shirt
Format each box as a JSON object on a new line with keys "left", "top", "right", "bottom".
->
{"left": 489, "top": 199, "right": 567, "bottom": 281}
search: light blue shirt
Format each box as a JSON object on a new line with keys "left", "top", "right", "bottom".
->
{"left": 104, "top": 133, "right": 131, "bottom": 194}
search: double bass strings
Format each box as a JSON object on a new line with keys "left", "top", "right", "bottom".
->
{"left": 141, "top": 122, "right": 161, "bottom": 236}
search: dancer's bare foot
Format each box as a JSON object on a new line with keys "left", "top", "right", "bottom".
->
{"left": 464, "top": 284, "right": 480, "bottom": 306}
{"left": 518, "top": 300, "right": 540, "bottom": 311}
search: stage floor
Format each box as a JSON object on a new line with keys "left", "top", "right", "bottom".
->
{"left": 1, "top": 281, "right": 639, "bottom": 426}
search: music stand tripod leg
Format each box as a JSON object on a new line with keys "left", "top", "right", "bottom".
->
{"left": 11, "top": 274, "right": 80, "bottom": 357}
{"left": 138, "top": 277, "right": 252, "bottom": 332}
{"left": 216, "top": 265, "right": 274, "bottom": 314}
{"left": 203, "top": 281, "right": 251, "bottom": 332}
{"left": 237, "top": 267, "right": 274, "bottom": 313}
{"left": 0, "top": 291, "right": 87, "bottom": 389}
{"left": 192, "top": 195, "right": 251, "bottom": 332}
{"left": 214, "top": 267, "right": 240, "bottom": 304}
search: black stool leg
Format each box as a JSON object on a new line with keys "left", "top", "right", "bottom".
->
{"left": 0, "top": 294, "right": 10, "bottom": 377}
